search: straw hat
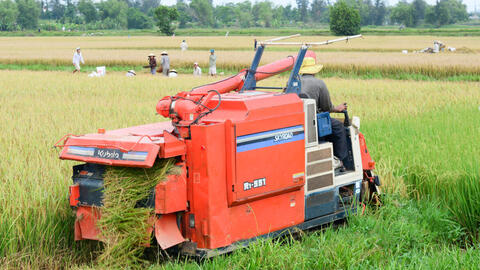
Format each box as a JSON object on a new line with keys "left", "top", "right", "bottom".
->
{"left": 299, "top": 57, "right": 323, "bottom": 74}
{"left": 76, "top": 47, "right": 81, "bottom": 50}
{"left": 148, "top": 53, "right": 155, "bottom": 57}
{"left": 161, "top": 51, "right": 168, "bottom": 55}
{"left": 127, "top": 70, "right": 136, "bottom": 75}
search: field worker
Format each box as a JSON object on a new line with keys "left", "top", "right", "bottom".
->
{"left": 299, "top": 57, "right": 348, "bottom": 170}
{"left": 126, "top": 70, "right": 136, "bottom": 77}
{"left": 437, "top": 40, "right": 445, "bottom": 52}
{"left": 193, "top": 62, "right": 202, "bottom": 76}
{"left": 72, "top": 47, "right": 84, "bottom": 74}
{"left": 180, "top": 40, "right": 188, "bottom": 51}
{"left": 160, "top": 51, "right": 170, "bottom": 76}
{"left": 433, "top": 41, "right": 440, "bottom": 53}
{"left": 208, "top": 49, "right": 217, "bottom": 76}
{"left": 168, "top": 69, "right": 178, "bottom": 77}
{"left": 146, "top": 53, "right": 157, "bottom": 75}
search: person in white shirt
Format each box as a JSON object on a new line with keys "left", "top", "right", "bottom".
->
{"left": 180, "top": 40, "right": 188, "bottom": 51}
{"left": 433, "top": 41, "right": 440, "bottom": 53}
{"left": 193, "top": 62, "right": 202, "bottom": 76}
{"left": 72, "top": 47, "right": 84, "bottom": 74}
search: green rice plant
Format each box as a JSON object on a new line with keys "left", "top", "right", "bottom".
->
{"left": 98, "top": 158, "right": 176, "bottom": 268}
{"left": 363, "top": 105, "right": 480, "bottom": 241}
{"left": 0, "top": 70, "right": 478, "bottom": 268}
{"left": 159, "top": 198, "right": 475, "bottom": 270}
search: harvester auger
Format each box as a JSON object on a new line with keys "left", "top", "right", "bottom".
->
{"left": 57, "top": 34, "right": 380, "bottom": 258}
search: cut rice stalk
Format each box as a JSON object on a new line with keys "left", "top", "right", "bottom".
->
{"left": 97, "top": 158, "right": 176, "bottom": 268}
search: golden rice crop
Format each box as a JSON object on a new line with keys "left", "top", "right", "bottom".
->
{"left": 1, "top": 35, "right": 479, "bottom": 78}
{"left": 2, "top": 35, "right": 480, "bottom": 51}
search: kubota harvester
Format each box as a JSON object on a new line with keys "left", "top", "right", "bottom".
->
{"left": 57, "top": 35, "right": 380, "bottom": 258}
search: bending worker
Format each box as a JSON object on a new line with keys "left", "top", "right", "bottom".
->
{"left": 193, "top": 62, "right": 202, "bottom": 76}
{"left": 299, "top": 57, "right": 348, "bottom": 169}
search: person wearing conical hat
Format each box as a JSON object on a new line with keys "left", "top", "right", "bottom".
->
{"left": 146, "top": 53, "right": 157, "bottom": 75}
{"left": 160, "top": 51, "right": 170, "bottom": 76}
{"left": 299, "top": 57, "right": 348, "bottom": 171}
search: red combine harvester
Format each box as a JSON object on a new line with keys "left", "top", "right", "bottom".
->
{"left": 57, "top": 35, "right": 380, "bottom": 258}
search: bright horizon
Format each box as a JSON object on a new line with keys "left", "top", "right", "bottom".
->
{"left": 162, "top": 0, "right": 478, "bottom": 13}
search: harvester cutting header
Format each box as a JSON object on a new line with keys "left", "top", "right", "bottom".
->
{"left": 56, "top": 34, "right": 380, "bottom": 258}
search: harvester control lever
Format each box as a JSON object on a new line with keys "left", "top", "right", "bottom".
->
{"left": 342, "top": 110, "right": 350, "bottom": 127}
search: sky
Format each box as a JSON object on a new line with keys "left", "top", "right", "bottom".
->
{"left": 162, "top": 0, "right": 478, "bottom": 13}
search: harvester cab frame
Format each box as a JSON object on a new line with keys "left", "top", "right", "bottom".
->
{"left": 57, "top": 34, "right": 380, "bottom": 259}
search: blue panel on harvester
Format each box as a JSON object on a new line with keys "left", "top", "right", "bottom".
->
{"left": 317, "top": 112, "right": 332, "bottom": 138}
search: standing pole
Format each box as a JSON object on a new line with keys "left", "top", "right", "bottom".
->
{"left": 263, "top": 35, "right": 363, "bottom": 46}
{"left": 285, "top": 45, "right": 309, "bottom": 95}
{"left": 240, "top": 44, "right": 265, "bottom": 92}
{"left": 263, "top": 34, "right": 301, "bottom": 43}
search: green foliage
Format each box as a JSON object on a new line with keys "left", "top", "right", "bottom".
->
{"left": 372, "top": 0, "right": 387, "bottom": 25}
{"left": 356, "top": 0, "right": 374, "bottom": 26}
{"left": 77, "top": 0, "right": 97, "bottom": 23}
{"left": 16, "top": 0, "right": 40, "bottom": 29}
{"left": 190, "top": 0, "right": 214, "bottom": 27}
{"left": 0, "top": 0, "right": 18, "bottom": 31}
{"left": 215, "top": 3, "right": 236, "bottom": 27}
{"left": 137, "top": 0, "right": 159, "bottom": 14}
{"left": 127, "top": 7, "right": 152, "bottom": 29}
{"left": 97, "top": 0, "right": 128, "bottom": 29}
{"left": 62, "top": 0, "right": 77, "bottom": 24}
{"left": 365, "top": 105, "right": 480, "bottom": 240}
{"left": 296, "top": 0, "right": 309, "bottom": 22}
{"left": 165, "top": 199, "right": 477, "bottom": 269}
{"left": 49, "top": 0, "right": 65, "bottom": 20}
{"left": 234, "top": 1, "right": 253, "bottom": 28}
{"left": 0, "top": 0, "right": 472, "bottom": 32}
{"left": 153, "top": 5, "right": 178, "bottom": 36}
{"left": 390, "top": 1, "right": 414, "bottom": 27}
{"left": 176, "top": 0, "right": 191, "bottom": 28}
{"left": 311, "top": 0, "right": 330, "bottom": 23}
{"left": 253, "top": 1, "right": 274, "bottom": 27}
{"left": 426, "top": 0, "right": 469, "bottom": 26}
{"left": 330, "top": 0, "right": 361, "bottom": 35}
{"left": 412, "top": 0, "right": 427, "bottom": 25}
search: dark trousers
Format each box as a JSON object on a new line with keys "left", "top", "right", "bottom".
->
{"left": 325, "top": 118, "right": 348, "bottom": 162}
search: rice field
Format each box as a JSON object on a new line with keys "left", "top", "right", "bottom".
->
{"left": 0, "top": 69, "right": 479, "bottom": 269}
{"left": 1, "top": 36, "right": 480, "bottom": 80}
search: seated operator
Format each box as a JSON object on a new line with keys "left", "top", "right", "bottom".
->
{"left": 299, "top": 57, "right": 348, "bottom": 169}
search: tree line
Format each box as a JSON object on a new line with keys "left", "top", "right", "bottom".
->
{"left": 0, "top": 0, "right": 470, "bottom": 32}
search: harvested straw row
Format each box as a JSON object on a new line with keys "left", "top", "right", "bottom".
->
{"left": 97, "top": 158, "right": 176, "bottom": 268}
